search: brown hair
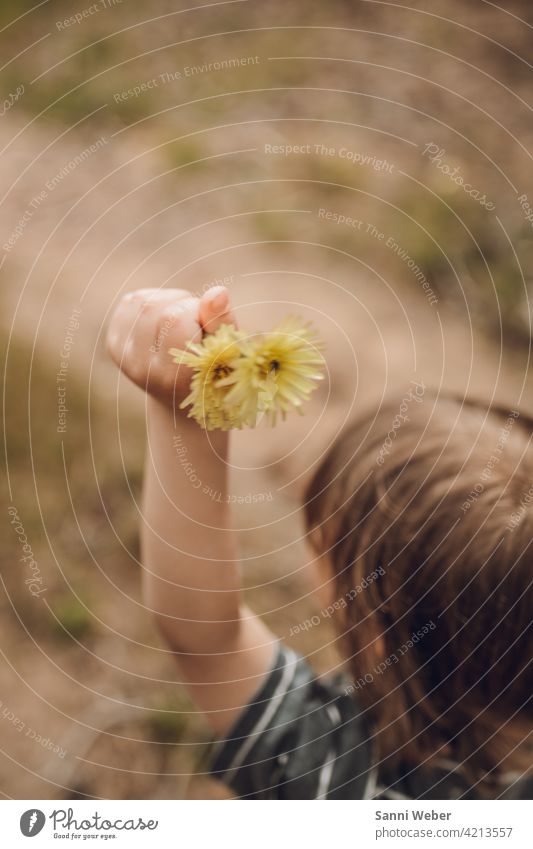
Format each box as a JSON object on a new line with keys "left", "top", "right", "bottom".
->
{"left": 304, "top": 391, "right": 532, "bottom": 792}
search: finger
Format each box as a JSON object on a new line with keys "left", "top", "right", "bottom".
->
{"left": 107, "top": 289, "right": 192, "bottom": 363}
{"left": 157, "top": 296, "right": 202, "bottom": 359}
{"left": 106, "top": 294, "right": 143, "bottom": 366}
{"left": 126, "top": 287, "right": 191, "bottom": 304}
{"left": 199, "top": 286, "right": 237, "bottom": 334}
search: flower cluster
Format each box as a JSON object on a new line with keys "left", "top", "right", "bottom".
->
{"left": 169, "top": 318, "right": 325, "bottom": 430}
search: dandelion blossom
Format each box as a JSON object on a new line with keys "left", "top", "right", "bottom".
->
{"left": 170, "top": 318, "right": 325, "bottom": 430}
{"left": 219, "top": 318, "right": 325, "bottom": 426}
{"left": 169, "top": 325, "right": 247, "bottom": 430}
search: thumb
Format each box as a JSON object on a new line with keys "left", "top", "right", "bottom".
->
{"left": 198, "top": 286, "right": 237, "bottom": 334}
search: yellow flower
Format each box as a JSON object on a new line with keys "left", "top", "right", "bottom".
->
{"left": 169, "top": 325, "right": 247, "bottom": 431}
{"left": 170, "top": 318, "right": 325, "bottom": 430}
{"left": 218, "top": 317, "right": 325, "bottom": 426}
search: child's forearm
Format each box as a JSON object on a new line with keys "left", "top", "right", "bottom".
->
{"left": 109, "top": 287, "right": 276, "bottom": 731}
{"left": 141, "top": 397, "right": 242, "bottom": 654}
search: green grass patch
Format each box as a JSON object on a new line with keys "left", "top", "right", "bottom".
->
{"left": 146, "top": 697, "right": 190, "bottom": 743}
{"left": 51, "top": 594, "right": 94, "bottom": 641}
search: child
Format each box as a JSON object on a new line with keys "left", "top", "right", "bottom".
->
{"left": 107, "top": 286, "right": 532, "bottom": 800}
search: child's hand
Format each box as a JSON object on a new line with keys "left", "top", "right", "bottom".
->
{"left": 106, "top": 285, "right": 235, "bottom": 406}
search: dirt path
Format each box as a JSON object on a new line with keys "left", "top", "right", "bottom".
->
{"left": 2, "top": 112, "right": 531, "bottom": 494}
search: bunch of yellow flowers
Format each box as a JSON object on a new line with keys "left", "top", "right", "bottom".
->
{"left": 169, "top": 318, "right": 325, "bottom": 430}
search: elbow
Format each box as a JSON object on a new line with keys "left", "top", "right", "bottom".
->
{"left": 150, "top": 606, "right": 242, "bottom": 656}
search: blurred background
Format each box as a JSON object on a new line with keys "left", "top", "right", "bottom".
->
{"left": 1, "top": 0, "right": 532, "bottom": 799}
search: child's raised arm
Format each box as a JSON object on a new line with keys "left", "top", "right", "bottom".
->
{"left": 107, "top": 287, "right": 276, "bottom": 735}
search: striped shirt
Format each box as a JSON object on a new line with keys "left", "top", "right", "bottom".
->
{"left": 210, "top": 644, "right": 532, "bottom": 800}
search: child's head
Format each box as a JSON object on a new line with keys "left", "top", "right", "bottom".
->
{"left": 304, "top": 392, "right": 532, "bottom": 789}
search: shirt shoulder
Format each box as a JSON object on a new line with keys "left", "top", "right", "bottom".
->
{"left": 210, "top": 643, "right": 375, "bottom": 799}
